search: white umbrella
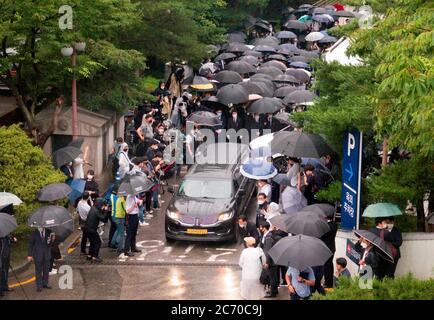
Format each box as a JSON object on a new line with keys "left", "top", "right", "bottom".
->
{"left": 305, "top": 31, "right": 325, "bottom": 42}
{"left": 0, "top": 192, "right": 23, "bottom": 206}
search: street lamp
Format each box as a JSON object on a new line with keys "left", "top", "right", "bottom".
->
{"left": 61, "top": 41, "right": 86, "bottom": 139}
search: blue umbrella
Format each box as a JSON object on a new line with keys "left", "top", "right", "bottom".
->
{"left": 67, "top": 179, "right": 86, "bottom": 204}
{"left": 240, "top": 159, "right": 278, "bottom": 180}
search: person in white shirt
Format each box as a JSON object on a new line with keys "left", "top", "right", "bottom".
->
{"left": 73, "top": 146, "right": 89, "bottom": 179}
{"left": 123, "top": 194, "right": 142, "bottom": 256}
{"left": 118, "top": 143, "right": 133, "bottom": 179}
{"left": 76, "top": 192, "right": 91, "bottom": 256}
{"left": 257, "top": 180, "right": 272, "bottom": 201}
{"left": 238, "top": 237, "right": 266, "bottom": 300}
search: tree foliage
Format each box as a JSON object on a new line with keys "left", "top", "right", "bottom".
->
{"left": 312, "top": 273, "right": 434, "bottom": 300}
{"left": 0, "top": 125, "right": 65, "bottom": 237}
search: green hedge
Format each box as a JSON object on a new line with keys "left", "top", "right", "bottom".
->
{"left": 0, "top": 125, "right": 65, "bottom": 238}
{"left": 312, "top": 274, "right": 434, "bottom": 300}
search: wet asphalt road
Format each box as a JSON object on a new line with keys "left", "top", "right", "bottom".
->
{"left": 3, "top": 171, "right": 291, "bottom": 300}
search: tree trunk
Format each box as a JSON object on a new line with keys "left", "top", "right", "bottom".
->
{"left": 382, "top": 138, "right": 388, "bottom": 167}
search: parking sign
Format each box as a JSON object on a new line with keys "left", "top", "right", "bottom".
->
{"left": 340, "top": 129, "right": 363, "bottom": 230}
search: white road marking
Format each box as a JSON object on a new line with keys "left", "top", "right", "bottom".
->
{"left": 206, "top": 252, "right": 233, "bottom": 262}
{"left": 136, "top": 249, "right": 157, "bottom": 261}
{"left": 184, "top": 245, "right": 195, "bottom": 254}
{"left": 216, "top": 248, "right": 237, "bottom": 252}
{"left": 136, "top": 240, "right": 164, "bottom": 249}
{"left": 178, "top": 255, "right": 187, "bottom": 259}
{"left": 162, "top": 246, "right": 173, "bottom": 254}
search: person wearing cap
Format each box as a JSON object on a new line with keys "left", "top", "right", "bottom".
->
{"left": 320, "top": 209, "right": 338, "bottom": 288}
{"left": 238, "top": 237, "right": 266, "bottom": 300}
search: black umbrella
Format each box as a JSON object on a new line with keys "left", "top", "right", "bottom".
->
{"left": 243, "top": 50, "right": 263, "bottom": 58}
{"left": 279, "top": 43, "right": 299, "bottom": 53}
{"left": 187, "top": 111, "right": 222, "bottom": 127}
{"left": 247, "top": 97, "right": 284, "bottom": 114}
{"left": 118, "top": 173, "right": 154, "bottom": 196}
{"left": 354, "top": 230, "right": 394, "bottom": 262}
{"left": 274, "top": 86, "right": 298, "bottom": 98}
{"left": 226, "top": 42, "right": 249, "bottom": 53}
{"left": 214, "top": 52, "right": 237, "bottom": 62}
{"left": 270, "top": 131, "right": 334, "bottom": 158}
{"left": 253, "top": 37, "right": 279, "bottom": 46}
{"left": 28, "top": 205, "right": 72, "bottom": 228}
{"left": 37, "top": 183, "right": 72, "bottom": 202}
{"left": 290, "top": 55, "right": 309, "bottom": 63}
{"left": 250, "top": 73, "right": 274, "bottom": 81}
{"left": 199, "top": 62, "right": 218, "bottom": 77}
{"left": 267, "top": 54, "right": 288, "bottom": 63}
{"left": 225, "top": 61, "right": 257, "bottom": 75}
{"left": 283, "top": 90, "right": 317, "bottom": 105}
{"left": 257, "top": 66, "right": 284, "bottom": 78}
{"left": 284, "top": 211, "right": 331, "bottom": 237}
{"left": 67, "top": 138, "right": 84, "bottom": 150}
{"left": 249, "top": 78, "right": 276, "bottom": 92}
{"left": 215, "top": 70, "right": 243, "bottom": 84}
{"left": 0, "top": 212, "right": 18, "bottom": 237}
{"left": 277, "top": 48, "right": 293, "bottom": 56}
{"left": 267, "top": 214, "right": 287, "bottom": 231}
{"left": 283, "top": 20, "right": 308, "bottom": 32}
{"left": 50, "top": 219, "right": 74, "bottom": 243}
{"left": 52, "top": 146, "right": 82, "bottom": 168}
{"left": 238, "top": 55, "right": 260, "bottom": 66}
{"left": 312, "top": 7, "right": 328, "bottom": 15}
{"left": 276, "top": 31, "right": 297, "bottom": 40}
{"left": 261, "top": 60, "right": 287, "bottom": 72}
{"left": 273, "top": 74, "right": 300, "bottom": 84}
{"left": 299, "top": 204, "right": 335, "bottom": 218}
{"left": 255, "top": 45, "right": 277, "bottom": 54}
{"left": 285, "top": 68, "right": 311, "bottom": 83}
{"left": 273, "top": 112, "right": 297, "bottom": 127}
{"left": 201, "top": 96, "right": 227, "bottom": 110}
{"left": 216, "top": 84, "right": 249, "bottom": 106}
{"left": 269, "top": 234, "right": 333, "bottom": 270}
{"left": 239, "top": 81, "right": 274, "bottom": 97}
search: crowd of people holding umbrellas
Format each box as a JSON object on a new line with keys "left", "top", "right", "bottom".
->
{"left": 0, "top": 3, "right": 405, "bottom": 298}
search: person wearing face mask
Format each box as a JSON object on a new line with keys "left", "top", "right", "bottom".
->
{"left": 154, "top": 124, "right": 166, "bottom": 142}
{"left": 256, "top": 193, "right": 268, "bottom": 227}
{"left": 354, "top": 237, "right": 381, "bottom": 280}
{"left": 237, "top": 215, "right": 260, "bottom": 247}
{"left": 118, "top": 143, "right": 133, "bottom": 180}
{"left": 84, "top": 170, "right": 99, "bottom": 201}
{"left": 146, "top": 139, "right": 161, "bottom": 161}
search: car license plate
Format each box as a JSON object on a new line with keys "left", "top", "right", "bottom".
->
{"left": 186, "top": 229, "right": 208, "bottom": 235}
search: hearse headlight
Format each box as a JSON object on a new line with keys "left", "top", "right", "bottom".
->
{"left": 167, "top": 210, "right": 181, "bottom": 221}
{"left": 218, "top": 212, "right": 232, "bottom": 222}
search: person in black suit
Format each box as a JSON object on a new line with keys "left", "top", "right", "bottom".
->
{"left": 354, "top": 237, "right": 382, "bottom": 280}
{"left": 246, "top": 113, "right": 263, "bottom": 141}
{"left": 0, "top": 235, "right": 16, "bottom": 296}
{"left": 226, "top": 108, "right": 244, "bottom": 132}
{"left": 320, "top": 210, "right": 338, "bottom": 288}
{"left": 272, "top": 227, "right": 289, "bottom": 286}
{"left": 27, "top": 227, "right": 54, "bottom": 292}
{"left": 237, "top": 215, "right": 260, "bottom": 247}
{"left": 60, "top": 162, "right": 74, "bottom": 184}
{"left": 215, "top": 109, "right": 227, "bottom": 131}
{"left": 259, "top": 221, "right": 279, "bottom": 298}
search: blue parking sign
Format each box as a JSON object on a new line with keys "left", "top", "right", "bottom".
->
{"left": 340, "top": 129, "right": 363, "bottom": 230}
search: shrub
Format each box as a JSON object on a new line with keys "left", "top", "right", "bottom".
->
{"left": 0, "top": 125, "right": 65, "bottom": 238}
{"left": 312, "top": 274, "right": 434, "bottom": 300}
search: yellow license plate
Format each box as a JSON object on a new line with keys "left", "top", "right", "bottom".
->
{"left": 186, "top": 229, "right": 208, "bottom": 235}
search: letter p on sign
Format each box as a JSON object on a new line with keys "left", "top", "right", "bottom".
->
{"left": 347, "top": 133, "right": 355, "bottom": 157}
